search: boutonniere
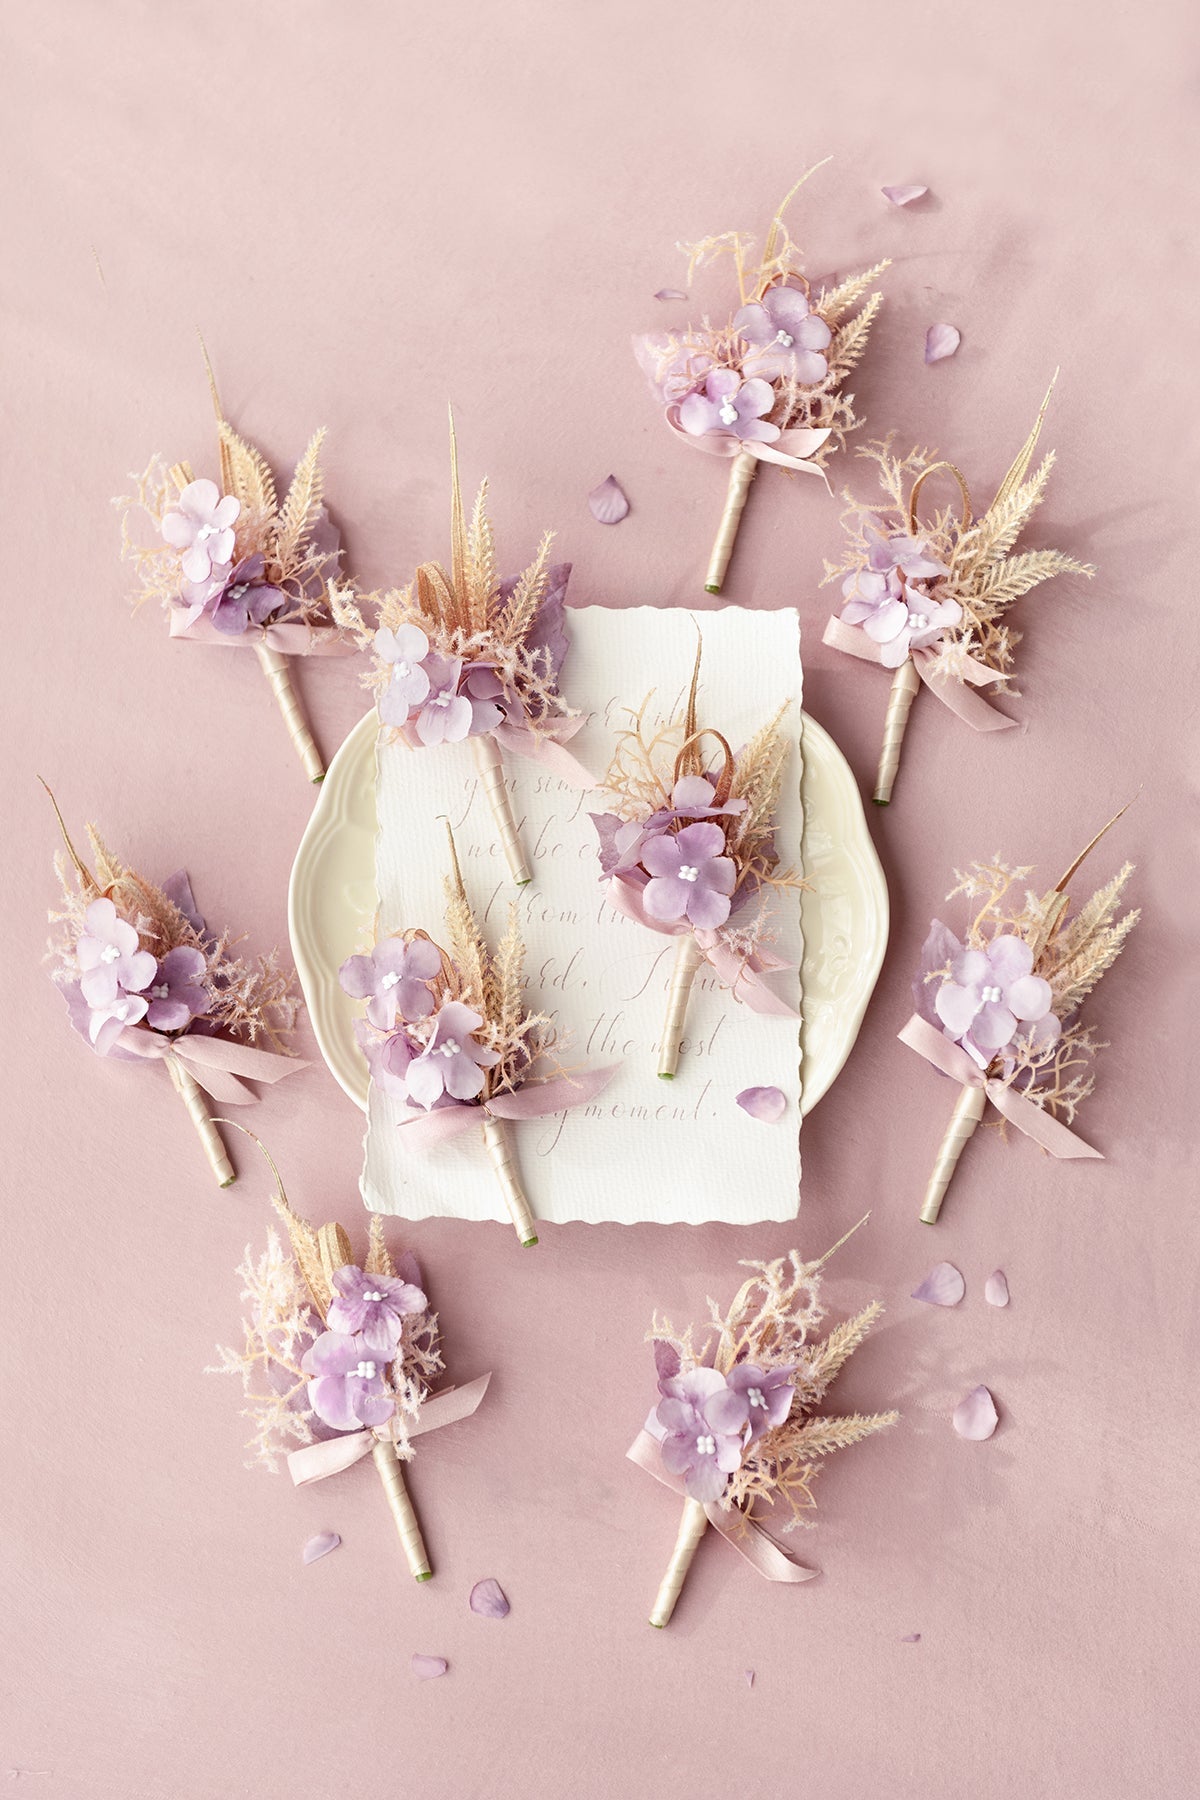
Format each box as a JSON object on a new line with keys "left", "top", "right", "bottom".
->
{"left": 119, "top": 351, "right": 354, "bottom": 781}
{"left": 44, "top": 786, "right": 303, "bottom": 1185}
{"left": 903, "top": 810, "right": 1138, "bottom": 1222}
{"left": 334, "top": 419, "right": 593, "bottom": 885}
{"left": 634, "top": 166, "right": 888, "bottom": 592}
{"left": 822, "top": 383, "right": 1094, "bottom": 802}
{"left": 213, "top": 1137, "right": 489, "bottom": 1582}
{"left": 590, "top": 638, "right": 804, "bottom": 1078}
{"left": 341, "top": 825, "right": 617, "bottom": 1245}
{"left": 629, "top": 1226, "right": 897, "bottom": 1626}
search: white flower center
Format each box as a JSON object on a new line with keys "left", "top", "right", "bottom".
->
{"left": 677, "top": 865, "right": 699, "bottom": 883}
{"left": 394, "top": 660, "right": 411, "bottom": 678}
{"left": 431, "top": 691, "right": 452, "bottom": 708}
{"left": 695, "top": 1434, "right": 716, "bottom": 1457}
{"left": 363, "top": 1290, "right": 385, "bottom": 1304}
{"left": 773, "top": 329, "right": 794, "bottom": 347}
{"left": 980, "top": 984, "right": 1002, "bottom": 1004}
{"left": 353, "top": 1360, "right": 378, "bottom": 1380}
{"left": 747, "top": 1387, "right": 766, "bottom": 1408}
{"left": 150, "top": 983, "right": 170, "bottom": 1001}
{"left": 229, "top": 583, "right": 248, "bottom": 600}
{"left": 440, "top": 1038, "right": 462, "bottom": 1058}
{"left": 100, "top": 943, "right": 121, "bottom": 964}
{"left": 195, "top": 523, "right": 216, "bottom": 543}
{"left": 380, "top": 971, "right": 401, "bottom": 990}
{"left": 907, "top": 609, "right": 929, "bottom": 630}
{"left": 717, "top": 399, "right": 739, "bottom": 426}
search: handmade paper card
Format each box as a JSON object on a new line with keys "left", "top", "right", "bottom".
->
{"left": 361, "top": 605, "right": 805, "bottom": 1225}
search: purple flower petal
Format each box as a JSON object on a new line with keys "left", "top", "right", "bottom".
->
{"left": 925, "top": 323, "right": 961, "bottom": 364}
{"left": 953, "top": 1384, "right": 999, "bottom": 1441}
{"left": 654, "top": 287, "right": 687, "bottom": 301}
{"left": 469, "top": 1578, "right": 510, "bottom": 1619}
{"left": 882, "top": 184, "right": 928, "bottom": 207}
{"left": 588, "top": 475, "right": 629, "bottom": 525}
{"left": 985, "top": 1269, "right": 1010, "bottom": 1308}
{"left": 900, "top": 1632, "right": 922, "bottom": 1644}
{"left": 744, "top": 1669, "right": 755, "bottom": 1689}
{"left": 911, "top": 1262, "right": 965, "bottom": 1307}
{"left": 653, "top": 1339, "right": 681, "bottom": 1384}
{"left": 411, "top": 1654, "right": 448, "bottom": 1681}
{"left": 301, "top": 1531, "right": 341, "bottom": 1565}
{"left": 736, "top": 1085, "right": 787, "bottom": 1123}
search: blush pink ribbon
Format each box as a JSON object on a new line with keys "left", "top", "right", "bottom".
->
{"left": 899, "top": 1014, "right": 1101, "bottom": 1159}
{"left": 116, "top": 1024, "right": 308, "bottom": 1105}
{"left": 627, "top": 1423, "right": 816, "bottom": 1585}
{"left": 822, "top": 616, "right": 1017, "bottom": 733}
{"left": 169, "top": 613, "right": 357, "bottom": 658}
{"left": 666, "top": 411, "right": 833, "bottom": 485}
{"left": 606, "top": 875, "right": 800, "bottom": 1019}
{"left": 396, "top": 1066, "right": 620, "bottom": 1150}
{"left": 492, "top": 714, "right": 596, "bottom": 789}
{"left": 287, "top": 1373, "right": 492, "bottom": 1487}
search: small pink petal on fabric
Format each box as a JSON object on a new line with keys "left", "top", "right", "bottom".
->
{"left": 744, "top": 1669, "right": 755, "bottom": 1689}
{"left": 588, "top": 475, "right": 630, "bottom": 524}
{"left": 301, "top": 1530, "right": 341, "bottom": 1564}
{"left": 925, "top": 323, "right": 961, "bottom": 364}
{"left": 882, "top": 184, "right": 928, "bottom": 207}
{"left": 736, "top": 1085, "right": 787, "bottom": 1123}
{"left": 985, "top": 1269, "right": 1010, "bottom": 1307}
{"left": 469, "top": 1577, "right": 510, "bottom": 1619}
{"left": 953, "top": 1384, "right": 999, "bottom": 1440}
{"left": 654, "top": 287, "right": 687, "bottom": 301}
{"left": 900, "top": 1632, "right": 922, "bottom": 1643}
{"left": 911, "top": 1262, "right": 965, "bottom": 1307}
{"left": 411, "top": 1654, "right": 448, "bottom": 1681}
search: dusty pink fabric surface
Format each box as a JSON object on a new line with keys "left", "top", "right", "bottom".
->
{"left": 2, "top": 4, "right": 1197, "bottom": 1796}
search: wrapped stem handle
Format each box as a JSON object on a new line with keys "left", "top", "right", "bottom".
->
{"left": 649, "top": 1497, "right": 709, "bottom": 1628}
{"left": 704, "top": 450, "right": 757, "bottom": 594}
{"left": 472, "top": 734, "right": 531, "bottom": 885}
{"left": 920, "top": 1082, "right": 987, "bottom": 1223}
{"left": 658, "top": 933, "right": 704, "bottom": 1079}
{"left": 482, "top": 1114, "right": 539, "bottom": 1247}
{"left": 167, "top": 1055, "right": 235, "bottom": 1187}
{"left": 255, "top": 642, "right": 325, "bottom": 783}
{"left": 371, "top": 1438, "right": 432, "bottom": 1581}
{"left": 874, "top": 657, "right": 921, "bottom": 805}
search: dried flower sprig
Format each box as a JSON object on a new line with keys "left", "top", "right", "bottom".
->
{"left": 333, "top": 418, "right": 593, "bottom": 885}
{"left": 630, "top": 1222, "right": 898, "bottom": 1627}
{"left": 341, "top": 823, "right": 617, "bottom": 1246}
{"left": 44, "top": 784, "right": 303, "bottom": 1186}
{"left": 211, "top": 1132, "right": 488, "bottom": 1582}
{"left": 903, "top": 809, "right": 1138, "bottom": 1222}
{"left": 823, "top": 381, "right": 1094, "bottom": 802}
{"left": 591, "top": 636, "right": 806, "bottom": 1078}
{"left": 118, "top": 351, "right": 354, "bottom": 781}
{"left": 634, "top": 164, "right": 888, "bottom": 593}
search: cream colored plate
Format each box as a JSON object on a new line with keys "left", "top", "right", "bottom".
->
{"left": 289, "top": 710, "right": 887, "bottom": 1115}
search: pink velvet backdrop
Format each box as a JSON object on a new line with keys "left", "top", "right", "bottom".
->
{"left": 3, "top": 3, "right": 1197, "bottom": 1795}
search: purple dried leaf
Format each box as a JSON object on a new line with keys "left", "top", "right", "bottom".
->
{"left": 985, "top": 1269, "right": 1010, "bottom": 1307}
{"left": 588, "top": 475, "right": 630, "bottom": 525}
{"left": 736, "top": 1085, "right": 787, "bottom": 1123}
{"left": 925, "top": 323, "right": 961, "bottom": 364}
{"left": 882, "top": 184, "right": 928, "bottom": 207}
{"left": 911, "top": 1262, "right": 965, "bottom": 1307}
{"left": 653, "top": 1339, "right": 682, "bottom": 1384}
{"left": 654, "top": 287, "right": 687, "bottom": 301}
{"left": 301, "top": 1531, "right": 341, "bottom": 1565}
{"left": 411, "top": 1654, "right": 448, "bottom": 1680}
{"left": 953, "top": 1384, "right": 999, "bottom": 1441}
{"left": 469, "top": 1577, "right": 510, "bottom": 1619}
{"left": 395, "top": 1250, "right": 424, "bottom": 1290}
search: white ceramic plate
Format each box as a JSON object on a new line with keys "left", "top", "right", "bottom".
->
{"left": 289, "top": 710, "right": 888, "bottom": 1115}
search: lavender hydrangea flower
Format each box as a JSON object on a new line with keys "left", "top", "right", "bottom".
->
{"left": 377, "top": 623, "right": 433, "bottom": 723}
{"left": 161, "top": 478, "right": 240, "bottom": 584}
{"left": 841, "top": 524, "right": 959, "bottom": 669}
{"left": 87, "top": 990, "right": 150, "bottom": 1054}
{"left": 935, "top": 934, "right": 1055, "bottom": 1057}
{"left": 411, "top": 654, "right": 474, "bottom": 746}
{"left": 656, "top": 1367, "right": 749, "bottom": 1504}
{"left": 734, "top": 284, "right": 832, "bottom": 385}
{"left": 144, "top": 945, "right": 209, "bottom": 1032}
{"left": 727, "top": 1362, "right": 795, "bottom": 1441}
{"left": 678, "top": 369, "right": 780, "bottom": 444}
{"left": 641, "top": 821, "right": 736, "bottom": 930}
{"left": 404, "top": 1001, "right": 501, "bottom": 1109}
{"left": 209, "top": 554, "right": 286, "bottom": 635}
{"left": 75, "top": 899, "right": 157, "bottom": 1011}
{"left": 326, "top": 1264, "right": 427, "bottom": 1356}
{"left": 302, "top": 1331, "right": 396, "bottom": 1433}
{"left": 340, "top": 935, "right": 442, "bottom": 1030}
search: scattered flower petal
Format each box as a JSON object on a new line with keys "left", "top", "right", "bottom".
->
{"left": 588, "top": 474, "right": 630, "bottom": 525}
{"left": 654, "top": 287, "right": 687, "bottom": 301}
{"left": 900, "top": 1632, "right": 922, "bottom": 1643}
{"left": 470, "top": 1578, "right": 510, "bottom": 1619}
{"left": 744, "top": 1669, "right": 755, "bottom": 1689}
{"left": 736, "top": 1085, "right": 787, "bottom": 1123}
{"left": 882, "top": 184, "right": 928, "bottom": 207}
{"left": 911, "top": 1262, "right": 965, "bottom": 1307}
{"left": 925, "top": 323, "right": 961, "bottom": 364}
{"left": 953, "top": 1384, "right": 999, "bottom": 1441}
{"left": 985, "top": 1269, "right": 1010, "bottom": 1307}
{"left": 411, "top": 1654, "right": 448, "bottom": 1680}
{"left": 301, "top": 1531, "right": 341, "bottom": 1565}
